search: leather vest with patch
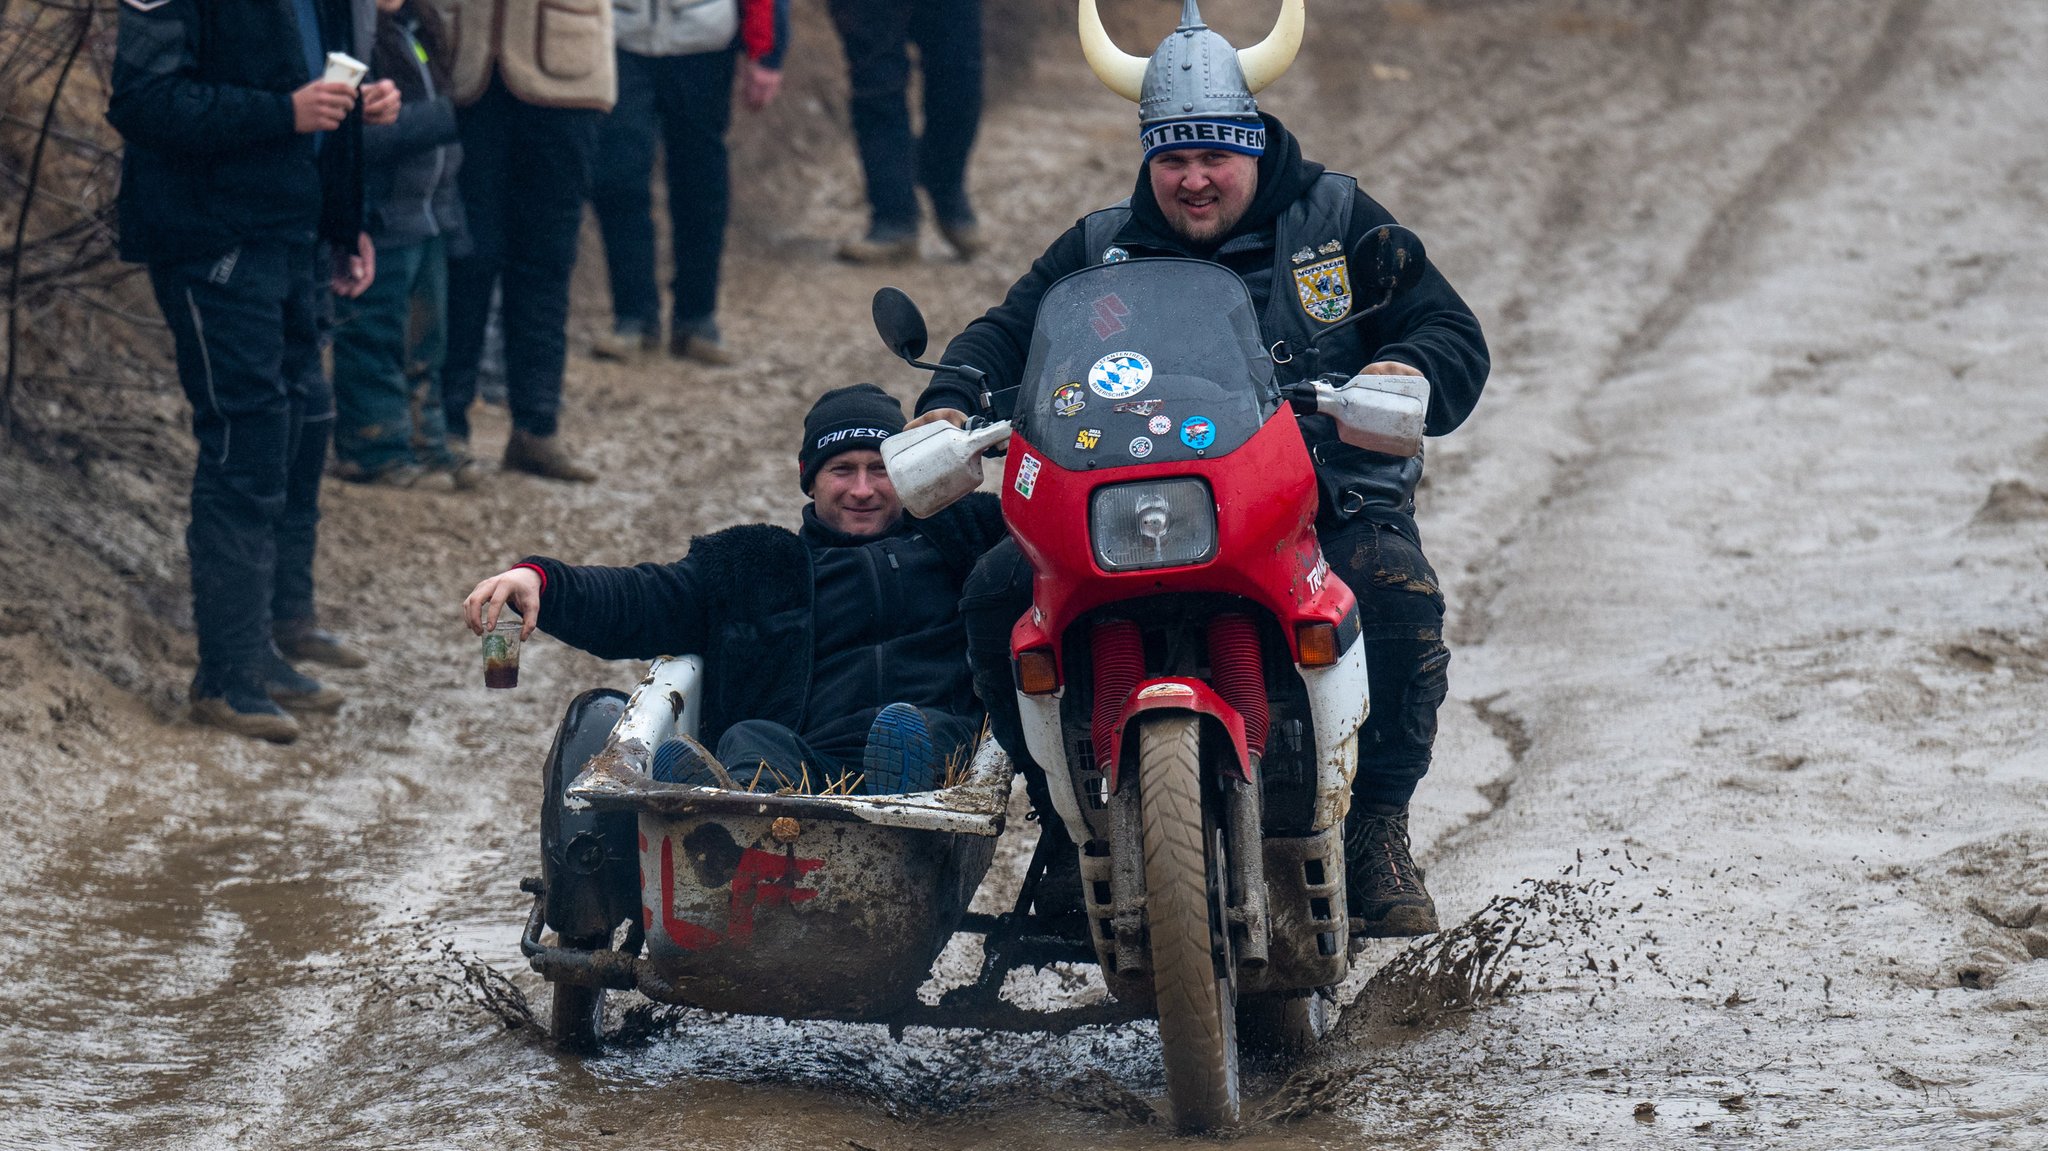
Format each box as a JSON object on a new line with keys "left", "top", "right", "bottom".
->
{"left": 1080, "top": 173, "right": 1422, "bottom": 524}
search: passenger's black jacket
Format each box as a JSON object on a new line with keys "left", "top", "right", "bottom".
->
{"left": 519, "top": 495, "right": 1005, "bottom": 752}
{"left": 107, "top": 0, "right": 375, "bottom": 265}
{"left": 916, "top": 115, "right": 1488, "bottom": 524}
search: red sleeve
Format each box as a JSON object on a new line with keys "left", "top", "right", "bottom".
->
{"left": 740, "top": 0, "right": 775, "bottom": 61}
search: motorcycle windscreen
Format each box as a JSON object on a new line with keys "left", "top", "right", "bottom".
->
{"left": 1016, "top": 258, "right": 1273, "bottom": 472}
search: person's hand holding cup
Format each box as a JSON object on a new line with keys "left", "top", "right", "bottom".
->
{"left": 464, "top": 565, "right": 543, "bottom": 689}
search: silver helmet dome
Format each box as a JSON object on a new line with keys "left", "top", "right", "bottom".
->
{"left": 1079, "top": 0, "right": 1304, "bottom": 129}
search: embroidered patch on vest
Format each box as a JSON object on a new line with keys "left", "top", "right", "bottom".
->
{"left": 1293, "top": 257, "right": 1352, "bottom": 324}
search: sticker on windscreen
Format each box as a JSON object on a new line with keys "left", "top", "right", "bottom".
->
{"left": 1148, "top": 414, "right": 1171, "bottom": 436}
{"left": 1179, "top": 416, "right": 1215, "bottom": 450}
{"left": 1089, "top": 351, "right": 1152, "bottom": 399}
{"left": 1014, "top": 453, "right": 1042, "bottom": 498}
{"left": 1128, "top": 436, "right": 1153, "bottom": 459}
{"left": 1074, "top": 427, "right": 1101, "bottom": 451}
{"left": 1114, "top": 399, "right": 1162, "bottom": 417}
{"left": 1052, "top": 382, "right": 1086, "bottom": 417}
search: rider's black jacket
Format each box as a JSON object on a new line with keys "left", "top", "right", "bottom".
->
{"left": 915, "top": 114, "right": 1488, "bottom": 525}
{"left": 107, "top": 0, "right": 372, "bottom": 265}
{"left": 518, "top": 495, "right": 1005, "bottom": 753}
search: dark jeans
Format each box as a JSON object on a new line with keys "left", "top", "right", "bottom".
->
{"left": 331, "top": 236, "right": 453, "bottom": 471}
{"left": 591, "top": 47, "right": 736, "bottom": 331}
{"left": 716, "top": 711, "right": 978, "bottom": 790}
{"left": 825, "top": 0, "right": 983, "bottom": 233}
{"left": 961, "top": 517, "right": 1451, "bottom": 813}
{"left": 148, "top": 240, "right": 334, "bottom": 679}
{"left": 442, "top": 77, "right": 600, "bottom": 440}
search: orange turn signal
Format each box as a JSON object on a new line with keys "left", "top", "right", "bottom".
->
{"left": 1015, "top": 648, "right": 1061, "bottom": 695}
{"left": 1295, "top": 622, "right": 1341, "bottom": 668}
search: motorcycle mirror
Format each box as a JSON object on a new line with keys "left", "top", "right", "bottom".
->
{"left": 1352, "top": 224, "right": 1428, "bottom": 300}
{"left": 871, "top": 287, "right": 929, "bottom": 363}
{"left": 1299, "top": 225, "right": 1430, "bottom": 357}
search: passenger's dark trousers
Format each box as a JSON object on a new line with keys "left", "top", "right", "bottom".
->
{"left": 824, "top": 0, "right": 983, "bottom": 232}
{"left": 591, "top": 47, "right": 736, "bottom": 331}
{"left": 716, "top": 712, "right": 978, "bottom": 788}
{"left": 147, "top": 240, "right": 334, "bottom": 680}
{"left": 442, "top": 77, "right": 600, "bottom": 440}
{"left": 961, "top": 517, "right": 1450, "bottom": 814}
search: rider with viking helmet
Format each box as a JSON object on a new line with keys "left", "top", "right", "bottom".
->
{"left": 912, "top": 0, "right": 1489, "bottom": 938}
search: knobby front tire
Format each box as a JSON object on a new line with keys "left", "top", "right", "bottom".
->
{"left": 1138, "top": 713, "right": 1241, "bottom": 1131}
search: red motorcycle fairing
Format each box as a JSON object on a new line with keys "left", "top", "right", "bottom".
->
{"left": 1002, "top": 406, "right": 1358, "bottom": 681}
{"left": 1106, "top": 678, "right": 1252, "bottom": 791}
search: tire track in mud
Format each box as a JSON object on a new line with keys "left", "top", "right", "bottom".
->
{"left": 1610, "top": 0, "right": 1932, "bottom": 368}
{"left": 1450, "top": 0, "right": 1930, "bottom": 661}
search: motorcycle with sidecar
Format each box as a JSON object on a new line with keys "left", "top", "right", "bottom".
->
{"left": 522, "top": 226, "right": 1432, "bottom": 1133}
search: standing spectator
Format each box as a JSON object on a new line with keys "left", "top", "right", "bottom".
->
{"left": 430, "top": 0, "right": 615, "bottom": 482}
{"left": 109, "top": 0, "right": 400, "bottom": 743}
{"left": 827, "top": 0, "right": 984, "bottom": 264}
{"left": 331, "top": 0, "right": 476, "bottom": 490}
{"left": 589, "top": 0, "right": 790, "bottom": 365}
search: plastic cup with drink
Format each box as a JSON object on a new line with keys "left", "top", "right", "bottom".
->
{"left": 484, "top": 614, "right": 523, "bottom": 689}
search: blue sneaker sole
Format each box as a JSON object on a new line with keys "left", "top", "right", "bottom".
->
{"left": 863, "top": 704, "right": 937, "bottom": 794}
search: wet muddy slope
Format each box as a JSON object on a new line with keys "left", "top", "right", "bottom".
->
{"left": 1, "top": 0, "right": 2043, "bottom": 1147}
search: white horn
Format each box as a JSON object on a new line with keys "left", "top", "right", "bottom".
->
{"left": 1079, "top": 0, "right": 1147, "bottom": 103}
{"left": 1237, "top": 0, "right": 1304, "bottom": 95}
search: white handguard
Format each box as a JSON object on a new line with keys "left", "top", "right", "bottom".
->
{"left": 879, "top": 418, "right": 1013, "bottom": 518}
{"left": 1311, "top": 372, "right": 1430, "bottom": 458}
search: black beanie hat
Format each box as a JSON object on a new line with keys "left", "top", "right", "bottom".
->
{"left": 799, "top": 383, "right": 905, "bottom": 493}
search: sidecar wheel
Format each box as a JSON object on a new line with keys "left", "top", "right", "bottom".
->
{"left": 549, "top": 936, "right": 607, "bottom": 1051}
{"left": 1139, "top": 713, "right": 1240, "bottom": 1132}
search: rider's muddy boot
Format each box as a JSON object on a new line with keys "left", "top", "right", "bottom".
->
{"left": 1345, "top": 802, "right": 1439, "bottom": 937}
{"left": 862, "top": 702, "right": 938, "bottom": 794}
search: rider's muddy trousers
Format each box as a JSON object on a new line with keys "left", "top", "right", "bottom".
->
{"left": 961, "top": 514, "right": 1450, "bottom": 817}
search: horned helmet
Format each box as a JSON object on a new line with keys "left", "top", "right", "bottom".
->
{"left": 1080, "top": 0, "right": 1304, "bottom": 159}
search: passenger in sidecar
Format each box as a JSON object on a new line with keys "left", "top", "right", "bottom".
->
{"left": 461, "top": 383, "right": 1006, "bottom": 792}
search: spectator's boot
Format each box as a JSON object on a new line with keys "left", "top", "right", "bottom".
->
{"left": 836, "top": 229, "right": 919, "bottom": 266}
{"left": 503, "top": 429, "right": 597, "bottom": 483}
{"left": 264, "top": 647, "right": 345, "bottom": 713}
{"left": 591, "top": 319, "right": 659, "bottom": 362}
{"left": 936, "top": 219, "right": 984, "bottom": 260}
{"left": 1345, "top": 802, "right": 1440, "bottom": 937}
{"left": 190, "top": 669, "right": 300, "bottom": 744}
{"left": 670, "top": 317, "right": 736, "bottom": 366}
{"left": 862, "top": 702, "right": 939, "bottom": 794}
{"left": 273, "top": 618, "right": 370, "bottom": 669}
{"left": 651, "top": 734, "right": 733, "bottom": 788}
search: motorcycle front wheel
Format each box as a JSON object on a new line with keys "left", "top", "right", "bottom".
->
{"left": 1138, "top": 713, "right": 1241, "bottom": 1132}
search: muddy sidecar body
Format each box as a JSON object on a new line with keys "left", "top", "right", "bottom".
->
{"left": 522, "top": 656, "right": 1069, "bottom": 1042}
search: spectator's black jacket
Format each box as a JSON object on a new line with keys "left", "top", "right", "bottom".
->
{"left": 520, "top": 495, "right": 1005, "bottom": 752}
{"left": 108, "top": 0, "right": 374, "bottom": 265}
{"left": 917, "top": 115, "right": 1489, "bottom": 525}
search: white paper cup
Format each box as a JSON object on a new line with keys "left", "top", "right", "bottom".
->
{"left": 323, "top": 51, "right": 368, "bottom": 90}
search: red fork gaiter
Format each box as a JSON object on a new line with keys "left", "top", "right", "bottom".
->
{"left": 1091, "top": 619, "right": 1144, "bottom": 776}
{"left": 1207, "top": 614, "right": 1268, "bottom": 761}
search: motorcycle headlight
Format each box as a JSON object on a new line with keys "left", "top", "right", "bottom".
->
{"left": 1090, "top": 478, "right": 1217, "bottom": 571}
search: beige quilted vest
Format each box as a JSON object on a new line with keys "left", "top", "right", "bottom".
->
{"left": 431, "top": 0, "right": 617, "bottom": 111}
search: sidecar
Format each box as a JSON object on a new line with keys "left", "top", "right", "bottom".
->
{"left": 520, "top": 657, "right": 1136, "bottom": 1047}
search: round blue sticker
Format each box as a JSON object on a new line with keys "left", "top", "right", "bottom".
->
{"left": 1179, "top": 415, "right": 1216, "bottom": 450}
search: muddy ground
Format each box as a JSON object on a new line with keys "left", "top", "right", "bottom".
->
{"left": 2, "top": 0, "right": 2045, "bottom": 1146}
